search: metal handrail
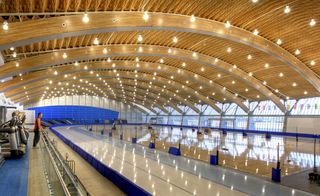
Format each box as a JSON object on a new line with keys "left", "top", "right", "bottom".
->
{"left": 41, "top": 132, "right": 71, "bottom": 196}
{"left": 41, "top": 130, "right": 90, "bottom": 196}
{"left": 65, "top": 159, "right": 76, "bottom": 174}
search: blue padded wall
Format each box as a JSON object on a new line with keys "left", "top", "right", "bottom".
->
{"left": 28, "top": 105, "right": 119, "bottom": 123}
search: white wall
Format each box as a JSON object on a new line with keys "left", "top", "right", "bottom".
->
{"left": 25, "top": 95, "right": 145, "bottom": 123}
{"left": 286, "top": 117, "right": 320, "bottom": 135}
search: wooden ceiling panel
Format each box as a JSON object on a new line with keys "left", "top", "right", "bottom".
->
{"left": 0, "top": 0, "right": 319, "bottom": 111}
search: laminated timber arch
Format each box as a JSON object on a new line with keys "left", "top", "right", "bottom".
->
{"left": 13, "top": 86, "right": 171, "bottom": 114}
{"left": 16, "top": 91, "right": 162, "bottom": 114}
{"left": 12, "top": 84, "right": 184, "bottom": 114}
{"left": 7, "top": 71, "right": 220, "bottom": 112}
{"left": 0, "top": 44, "right": 282, "bottom": 112}
{"left": 7, "top": 79, "right": 201, "bottom": 114}
{"left": 0, "top": 11, "right": 318, "bottom": 100}
{"left": 0, "top": 60, "right": 248, "bottom": 113}
{"left": 7, "top": 75, "right": 201, "bottom": 113}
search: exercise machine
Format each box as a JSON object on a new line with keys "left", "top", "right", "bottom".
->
{"left": 0, "top": 112, "right": 29, "bottom": 159}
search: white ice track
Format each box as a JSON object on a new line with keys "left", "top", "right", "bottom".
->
{"left": 53, "top": 126, "right": 315, "bottom": 196}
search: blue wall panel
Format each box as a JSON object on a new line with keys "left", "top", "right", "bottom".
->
{"left": 28, "top": 105, "right": 119, "bottom": 123}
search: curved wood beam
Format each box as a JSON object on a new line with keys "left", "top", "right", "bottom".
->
{"left": 6, "top": 73, "right": 201, "bottom": 113}
{"left": 23, "top": 94, "right": 159, "bottom": 115}
{"left": 0, "top": 44, "right": 276, "bottom": 112}
{"left": 13, "top": 82, "right": 184, "bottom": 114}
{"left": 0, "top": 12, "right": 318, "bottom": 100}
{"left": 11, "top": 82, "right": 171, "bottom": 114}
{"left": 0, "top": 60, "right": 248, "bottom": 112}
{"left": 14, "top": 88, "right": 168, "bottom": 113}
{"left": 25, "top": 71, "right": 222, "bottom": 112}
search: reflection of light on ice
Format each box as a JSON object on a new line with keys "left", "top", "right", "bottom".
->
{"left": 288, "top": 152, "right": 320, "bottom": 168}
{"left": 138, "top": 133, "right": 151, "bottom": 143}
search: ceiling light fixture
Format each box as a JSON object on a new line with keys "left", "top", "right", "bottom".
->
{"left": 93, "top": 37, "right": 99, "bottom": 45}
{"left": 284, "top": 6, "right": 291, "bottom": 14}
{"left": 173, "top": 36, "right": 178, "bottom": 43}
{"left": 310, "top": 19, "right": 316, "bottom": 27}
{"left": 310, "top": 60, "right": 316, "bottom": 66}
{"left": 253, "top": 29, "right": 259, "bottom": 35}
{"left": 276, "top": 39, "right": 282, "bottom": 45}
{"left": 82, "top": 13, "right": 89, "bottom": 23}
{"left": 143, "top": 11, "right": 149, "bottom": 21}
{"left": 137, "top": 35, "right": 143, "bottom": 42}
{"left": 225, "top": 21, "right": 231, "bottom": 28}
{"left": 2, "top": 21, "right": 8, "bottom": 30}
{"left": 62, "top": 53, "right": 67, "bottom": 59}
{"left": 190, "top": 15, "right": 196, "bottom": 22}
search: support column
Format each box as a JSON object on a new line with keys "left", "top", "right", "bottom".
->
{"left": 282, "top": 111, "right": 289, "bottom": 132}
{"left": 198, "top": 112, "right": 202, "bottom": 128}
{"left": 181, "top": 113, "right": 185, "bottom": 127}
{"left": 246, "top": 112, "right": 252, "bottom": 130}
{"left": 219, "top": 112, "right": 225, "bottom": 129}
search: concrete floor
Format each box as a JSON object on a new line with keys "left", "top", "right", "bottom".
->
{"left": 28, "top": 133, "right": 50, "bottom": 196}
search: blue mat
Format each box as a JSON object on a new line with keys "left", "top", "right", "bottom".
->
{"left": 0, "top": 147, "right": 29, "bottom": 196}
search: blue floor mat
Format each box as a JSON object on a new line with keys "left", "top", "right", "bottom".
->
{"left": 0, "top": 146, "right": 29, "bottom": 196}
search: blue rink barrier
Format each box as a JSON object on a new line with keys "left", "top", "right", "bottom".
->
{"left": 168, "top": 147, "right": 181, "bottom": 156}
{"left": 272, "top": 168, "right": 281, "bottom": 182}
{"left": 149, "top": 142, "right": 155, "bottom": 149}
{"left": 50, "top": 126, "right": 151, "bottom": 196}
{"left": 210, "top": 155, "right": 218, "bottom": 165}
{"left": 132, "top": 137, "right": 137, "bottom": 144}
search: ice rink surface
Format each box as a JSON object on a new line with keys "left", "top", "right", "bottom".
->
{"left": 53, "top": 125, "right": 315, "bottom": 196}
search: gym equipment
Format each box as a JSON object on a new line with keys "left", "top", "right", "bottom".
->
{"left": 0, "top": 112, "right": 29, "bottom": 159}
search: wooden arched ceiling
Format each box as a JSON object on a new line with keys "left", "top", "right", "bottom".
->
{"left": 0, "top": 0, "right": 319, "bottom": 114}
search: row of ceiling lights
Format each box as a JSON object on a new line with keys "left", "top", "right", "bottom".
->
{"left": 3, "top": 8, "right": 314, "bottom": 104}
